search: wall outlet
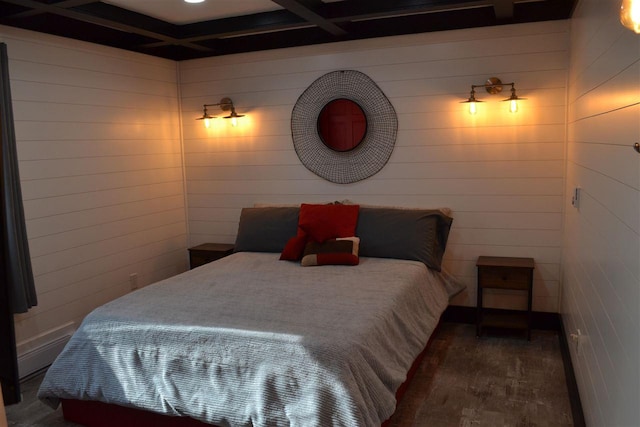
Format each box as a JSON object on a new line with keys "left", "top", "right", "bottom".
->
{"left": 570, "top": 329, "right": 582, "bottom": 355}
{"left": 129, "top": 273, "right": 139, "bottom": 290}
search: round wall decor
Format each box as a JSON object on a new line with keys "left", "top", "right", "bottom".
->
{"left": 291, "top": 70, "right": 398, "bottom": 184}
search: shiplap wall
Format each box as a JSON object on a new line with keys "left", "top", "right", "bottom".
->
{"left": 563, "top": 0, "right": 640, "bottom": 425}
{"left": 0, "top": 26, "right": 189, "bottom": 369}
{"left": 179, "top": 21, "right": 569, "bottom": 313}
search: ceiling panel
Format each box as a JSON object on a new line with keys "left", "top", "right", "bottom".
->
{"left": 103, "top": 0, "right": 284, "bottom": 25}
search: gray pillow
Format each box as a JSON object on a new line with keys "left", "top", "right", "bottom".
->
{"left": 355, "top": 207, "right": 453, "bottom": 271}
{"left": 234, "top": 207, "right": 300, "bottom": 253}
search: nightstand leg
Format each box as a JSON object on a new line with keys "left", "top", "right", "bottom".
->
{"left": 476, "top": 280, "right": 482, "bottom": 337}
{"left": 527, "top": 270, "right": 533, "bottom": 341}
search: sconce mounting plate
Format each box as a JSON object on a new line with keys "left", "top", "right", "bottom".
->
{"left": 219, "top": 97, "right": 233, "bottom": 112}
{"left": 484, "top": 77, "right": 503, "bottom": 94}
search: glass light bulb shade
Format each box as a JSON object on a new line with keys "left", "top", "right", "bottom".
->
{"left": 621, "top": 0, "right": 640, "bottom": 33}
{"left": 231, "top": 116, "right": 238, "bottom": 126}
{"left": 469, "top": 101, "right": 477, "bottom": 115}
{"left": 509, "top": 99, "right": 518, "bottom": 113}
{"left": 204, "top": 118, "right": 211, "bottom": 128}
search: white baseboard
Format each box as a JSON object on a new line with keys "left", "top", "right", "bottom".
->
{"left": 17, "top": 322, "right": 76, "bottom": 379}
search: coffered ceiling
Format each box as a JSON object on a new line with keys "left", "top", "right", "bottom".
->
{"left": 0, "top": 0, "right": 578, "bottom": 60}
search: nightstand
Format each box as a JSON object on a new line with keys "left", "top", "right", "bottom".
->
{"left": 188, "top": 243, "right": 235, "bottom": 269}
{"left": 476, "top": 256, "right": 535, "bottom": 340}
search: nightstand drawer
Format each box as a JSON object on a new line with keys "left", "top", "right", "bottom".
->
{"left": 478, "top": 266, "right": 531, "bottom": 290}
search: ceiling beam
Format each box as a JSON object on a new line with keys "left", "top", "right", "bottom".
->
{"left": 6, "top": 0, "right": 99, "bottom": 18}
{"left": 270, "top": 0, "right": 347, "bottom": 36}
{"left": 491, "top": 0, "right": 514, "bottom": 20}
{"left": 322, "top": 0, "right": 491, "bottom": 23}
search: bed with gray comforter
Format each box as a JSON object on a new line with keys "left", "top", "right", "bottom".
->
{"left": 38, "top": 251, "right": 451, "bottom": 426}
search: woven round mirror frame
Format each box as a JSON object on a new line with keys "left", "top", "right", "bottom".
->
{"left": 291, "top": 70, "right": 398, "bottom": 184}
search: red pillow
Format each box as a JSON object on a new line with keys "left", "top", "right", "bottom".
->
{"left": 298, "top": 204, "right": 360, "bottom": 243}
{"left": 279, "top": 235, "right": 308, "bottom": 261}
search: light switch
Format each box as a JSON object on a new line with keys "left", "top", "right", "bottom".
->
{"left": 571, "top": 187, "right": 581, "bottom": 208}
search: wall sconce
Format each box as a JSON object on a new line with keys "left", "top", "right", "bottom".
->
{"left": 620, "top": 0, "right": 640, "bottom": 33}
{"left": 461, "top": 77, "right": 525, "bottom": 114}
{"left": 196, "top": 97, "right": 245, "bottom": 127}
{"left": 462, "top": 87, "right": 482, "bottom": 115}
{"left": 196, "top": 105, "right": 215, "bottom": 128}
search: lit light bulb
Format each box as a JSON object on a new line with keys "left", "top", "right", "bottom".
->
{"left": 509, "top": 99, "right": 518, "bottom": 113}
{"left": 621, "top": 0, "right": 640, "bottom": 33}
{"left": 469, "top": 101, "right": 477, "bottom": 115}
{"left": 231, "top": 116, "right": 238, "bottom": 127}
{"left": 204, "top": 118, "right": 211, "bottom": 128}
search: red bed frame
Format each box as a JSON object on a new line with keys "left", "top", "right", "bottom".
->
{"left": 61, "top": 327, "right": 438, "bottom": 427}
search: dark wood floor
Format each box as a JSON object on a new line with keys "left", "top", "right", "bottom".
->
{"left": 7, "top": 323, "right": 573, "bottom": 427}
{"left": 386, "top": 324, "right": 573, "bottom": 426}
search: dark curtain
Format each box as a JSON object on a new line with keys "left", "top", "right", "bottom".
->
{"left": 0, "top": 42, "right": 37, "bottom": 405}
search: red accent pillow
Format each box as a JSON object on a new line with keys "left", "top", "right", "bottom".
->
{"left": 298, "top": 203, "right": 360, "bottom": 243}
{"left": 279, "top": 235, "right": 308, "bottom": 261}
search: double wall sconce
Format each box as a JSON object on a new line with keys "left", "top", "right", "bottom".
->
{"left": 461, "top": 77, "right": 525, "bottom": 115}
{"left": 196, "top": 97, "right": 245, "bottom": 128}
{"left": 621, "top": 0, "right": 640, "bottom": 33}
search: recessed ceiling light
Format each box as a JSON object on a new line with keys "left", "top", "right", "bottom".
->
{"left": 184, "top": 0, "right": 205, "bottom": 3}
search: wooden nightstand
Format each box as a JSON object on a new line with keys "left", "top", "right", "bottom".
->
{"left": 188, "top": 243, "right": 235, "bottom": 269}
{"left": 476, "top": 256, "right": 535, "bottom": 340}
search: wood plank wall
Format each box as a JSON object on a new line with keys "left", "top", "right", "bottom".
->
{"left": 0, "top": 26, "right": 189, "bottom": 367}
{"left": 179, "top": 21, "right": 569, "bottom": 313}
{"left": 563, "top": 0, "right": 640, "bottom": 425}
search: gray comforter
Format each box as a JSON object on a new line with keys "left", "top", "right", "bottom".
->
{"left": 38, "top": 252, "right": 450, "bottom": 427}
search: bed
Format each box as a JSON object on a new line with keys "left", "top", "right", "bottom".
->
{"left": 38, "top": 204, "right": 462, "bottom": 427}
